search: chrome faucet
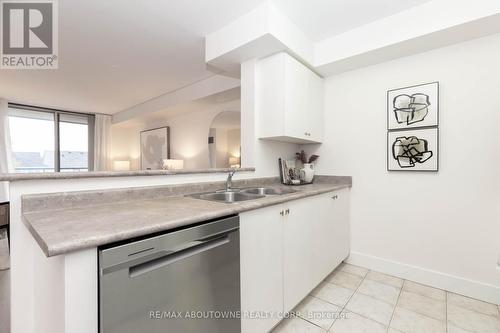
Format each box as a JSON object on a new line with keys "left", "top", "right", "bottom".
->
{"left": 225, "top": 169, "right": 237, "bottom": 192}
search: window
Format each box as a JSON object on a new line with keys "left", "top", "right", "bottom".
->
{"left": 59, "top": 114, "right": 91, "bottom": 172}
{"left": 9, "top": 109, "right": 55, "bottom": 172}
{"left": 9, "top": 104, "right": 95, "bottom": 173}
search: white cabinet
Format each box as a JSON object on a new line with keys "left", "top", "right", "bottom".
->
{"left": 258, "top": 52, "right": 324, "bottom": 144}
{"left": 311, "top": 189, "right": 351, "bottom": 285}
{"left": 240, "top": 189, "right": 350, "bottom": 332}
{"left": 240, "top": 204, "right": 284, "bottom": 333}
{"left": 282, "top": 196, "right": 315, "bottom": 312}
{"left": 283, "top": 190, "right": 350, "bottom": 312}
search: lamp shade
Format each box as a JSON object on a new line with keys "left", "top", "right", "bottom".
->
{"left": 113, "top": 160, "right": 130, "bottom": 171}
{"left": 163, "top": 159, "right": 184, "bottom": 170}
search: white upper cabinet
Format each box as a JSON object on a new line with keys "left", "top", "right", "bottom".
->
{"left": 258, "top": 52, "right": 324, "bottom": 144}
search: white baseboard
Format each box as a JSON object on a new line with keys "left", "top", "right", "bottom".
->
{"left": 346, "top": 251, "right": 500, "bottom": 305}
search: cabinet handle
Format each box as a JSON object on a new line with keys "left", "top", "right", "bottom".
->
{"left": 331, "top": 195, "right": 338, "bottom": 200}
{"left": 280, "top": 210, "right": 284, "bottom": 216}
{"left": 285, "top": 209, "right": 290, "bottom": 215}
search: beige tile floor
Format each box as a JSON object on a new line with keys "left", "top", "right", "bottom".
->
{"left": 273, "top": 263, "right": 500, "bottom": 333}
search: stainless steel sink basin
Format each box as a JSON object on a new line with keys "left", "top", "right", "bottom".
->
{"left": 190, "top": 191, "right": 265, "bottom": 203}
{"left": 189, "top": 186, "right": 296, "bottom": 204}
{"left": 240, "top": 187, "right": 297, "bottom": 195}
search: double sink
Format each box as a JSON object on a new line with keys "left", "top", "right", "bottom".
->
{"left": 189, "top": 187, "right": 297, "bottom": 203}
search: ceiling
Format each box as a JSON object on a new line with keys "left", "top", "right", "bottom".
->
{"left": 116, "top": 87, "right": 241, "bottom": 128}
{"left": 211, "top": 111, "right": 241, "bottom": 130}
{"left": 0, "top": 0, "right": 430, "bottom": 115}
{"left": 0, "top": 0, "right": 261, "bottom": 114}
{"left": 272, "top": 0, "right": 432, "bottom": 41}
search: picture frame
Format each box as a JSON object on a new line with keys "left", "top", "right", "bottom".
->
{"left": 140, "top": 126, "right": 170, "bottom": 170}
{"left": 387, "top": 127, "right": 438, "bottom": 172}
{"left": 387, "top": 82, "right": 439, "bottom": 130}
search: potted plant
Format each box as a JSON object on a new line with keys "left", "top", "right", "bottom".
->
{"left": 295, "top": 150, "right": 319, "bottom": 183}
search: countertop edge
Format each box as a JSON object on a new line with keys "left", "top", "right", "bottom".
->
{"left": 25, "top": 182, "right": 351, "bottom": 257}
{"left": 0, "top": 167, "right": 256, "bottom": 182}
{"left": 22, "top": 216, "right": 51, "bottom": 257}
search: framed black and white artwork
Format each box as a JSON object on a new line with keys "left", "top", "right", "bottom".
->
{"left": 140, "top": 126, "right": 170, "bottom": 170}
{"left": 387, "top": 82, "right": 439, "bottom": 130}
{"left": 387, "top": 128, "right": 438, "bottom": 171}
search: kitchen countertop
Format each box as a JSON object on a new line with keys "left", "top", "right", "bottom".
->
{"left": 21, "top": 176, "right": 352, "bottom": 257}
{"left": 0, "top": 167, "right": 256, "bottom": 181}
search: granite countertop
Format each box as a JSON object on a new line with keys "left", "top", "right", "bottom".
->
{"left": 21, "top": 176, "right": 352, "bottom": 257}
{"left": 0, "top": 167, "right": 256, "bottom": 181}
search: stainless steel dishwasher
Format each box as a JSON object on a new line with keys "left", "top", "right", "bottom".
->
{"left": 99, "top": 216, "right": 240, "bottom": 333}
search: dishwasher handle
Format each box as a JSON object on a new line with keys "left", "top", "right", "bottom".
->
{"left": 128, "top": 234, "right": 231, "bottom": 278}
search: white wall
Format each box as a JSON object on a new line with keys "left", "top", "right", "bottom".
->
{"left": 214, "top": 127, "right": 229, "bottom": 168}
{"left": 304, "top": 33, "right": 500, "bottom": 302}
{"left": 110, "top": 123, "right": 142, "bottom": 170}
{"left": 212, "top": 128, "right": 241, "bottom": 168}
{"left": 110, "top": 100, "right": 240, "bottom": 170}
{"left": 227, "top": 128, "right": 241, "bottom": 161}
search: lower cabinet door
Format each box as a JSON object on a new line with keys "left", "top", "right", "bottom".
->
{"left": 312, "top": 189, "right": 351, "bottom": 284}
{"left": 240, "top": 205, "right": 284, "bottom": 333}
{"left": 283, "top": 197, "right": 315, "bottom": 312}
{"left": 240, "top": 190, "right": 351, "bottom": 330}
{"left": 328, "top": 188, "right": 351, "bottom": 271}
